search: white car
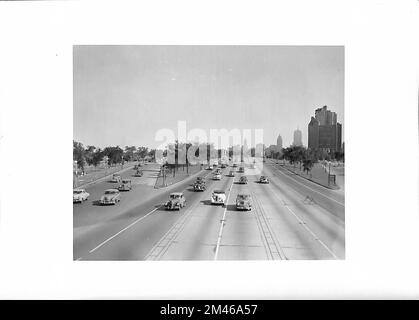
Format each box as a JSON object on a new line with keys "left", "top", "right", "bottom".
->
{"left": 213, "top": 173, "right": 222, "bottom": 180}
{"left": 211, "top": 190, "right": 226, "bottom": 205}
{"left": 73, "top": 189, "right": 89, "bottom": 203}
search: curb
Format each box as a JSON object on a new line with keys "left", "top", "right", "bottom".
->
{"left": 277, "top": 164, "right": 340, "bottom": 190}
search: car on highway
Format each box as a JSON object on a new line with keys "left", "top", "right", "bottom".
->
{"left": 236, "top": 194, "right": 252, "bottom": 211}
{"left": 228, "top": 170, "right": 235, "bottom": 177}
{"left": 211, "top": 190, "right": 226, "bottom": 205}
{"left": 118, "top": 179, "right": 132, "bottom": 191}
{"left": 100, "top": 189, "right": 121, "bottom": 205}
{"left": 238, "top": 176, "right": 248, "bottom": 184}
{"left": 213, "top": 173, "right": 222, "bottom": 180}
{"left": 73, "top": 189, "right": 89, "bottom": 203}
{"left": 110, "top": 174, "right": 122, "bottom": 183}
{"left": 259, "top": 176, "right": 269, "bottom": 184}
{"left": 134, "top": 169, "right": 143, "bottom": 177}
{"left": 193, "top": 181, "right": 206, "bottom": 191}
{"left": 165, "top": 192, "right": 186, "bottom": 210}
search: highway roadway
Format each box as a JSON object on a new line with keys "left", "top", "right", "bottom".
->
{"left": 74, "top": 160, "right": 345, "bottom": 260}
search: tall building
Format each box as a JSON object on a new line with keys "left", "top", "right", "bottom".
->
{"left": 308, "top": 105, "right": 342, "bottom": 153}
{"left": 276, "top": 134, "right": 283, "bottom": 150}
{"left": 293, "top": 128, "right": 303, "bottom": 146}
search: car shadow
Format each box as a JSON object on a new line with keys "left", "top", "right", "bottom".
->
{"left": 226, "top": 204, "right": 237, "bottom": 211}
{"left": 154, "top": 204, "right": 168, "bottom": 211}
{"left": 200, "top": 200, "right": 214, "bottom": 206}
{"left": 92, "top": 200, "right": 102, "bottom": 206}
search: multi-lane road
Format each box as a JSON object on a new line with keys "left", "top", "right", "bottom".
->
{"left": 73, "top": 160, "right": 344, "bottom": 260}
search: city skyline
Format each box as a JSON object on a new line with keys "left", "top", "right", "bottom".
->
{"left": 74, "top": 46, "right": 344, "bottom": 149}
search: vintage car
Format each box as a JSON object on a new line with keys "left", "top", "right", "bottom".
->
{"left": 165, "top": 192, "right": 186, "bottom": 210}
{"left": 220, "top": 163, "right": 227, "bottom": 168}
{"left": 228, "top": 170, "right": 235, "bottom": 177}
{"left": 211, "top": 190, "right": 226, "bottom": 205}
{"left": 214, "top": 168, "right": 222, "bottom": 174}
{"left": 205, "top": 165, "right": 214, "bottom": 170}
{"left": 193, "top": 178, "right": 206, "bottom": 191}
{"left": 73, "top": 189, "right": 89, "bottom": 203}
{"left": 238, "top": 167, "right": 245, "bottom": 173}
{"left": 134, "top": 169, "right": 143, "bottom": 177}
{"left": 110, "top": 174, "right": 122, "bottom": 183}
{"left": 118, "top": 179, "right": 132, "bottom": 191}
{"left": 238, "top": 176, "right": 248, "bottom": 184}
{"left": 232, "top": 163, "right": 238, "bottom": 168}
{"left": 100, "top": 189, "right": 121, "bottom": 205}
{"left": 193, "top": 182, "right": 206, "bottom": 191}
{"left": 259, "top": 176, "right": 269, "bottom": 184}
{"left": 236, "top": 194, "right": 252, "bottom": 211}
{"left": 213, "top": 173, "right": 222, "bottom": 180}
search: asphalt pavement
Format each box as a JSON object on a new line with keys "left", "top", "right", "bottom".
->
{"left": 74, "top": 159, "right": 345, "bottom": 260}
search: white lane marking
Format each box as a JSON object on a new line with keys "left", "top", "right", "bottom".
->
{"left": 284, "top": 205, "right": 339, "bottom": 260}
{"left": 270, "top": 164, "right": 344, "bottom": 207}
{"left": 213, "top": 180, "right": 234, "bottom": 260}
{"left": 144, "top": 187, "right": 212, "bottom": 260}
{"left": 86, "top": 169, "right": 217, "bottom": 256}
{"left": 267, "top": 183, "right": 339, "bottom": 260}
{"left": 88, "top": 206, "right": 162, "bottom": 254}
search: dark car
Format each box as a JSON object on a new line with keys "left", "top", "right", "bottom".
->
{"left": 238, "top": 176, "right": 248, "bottom": 184}
{"left": 134, "top": 169, "right": 143, "bottom": 177}
{"left": 193, "top": 181, "right": 206, "bottom": 191}
{"left": 238, "top": 167, "right": 245, "bottom": 173}
{"left": 259, "top": 176, "right": 269, "bottom": 184}
{"left": 236, "top": 194, "right": 252, "bottom": 211}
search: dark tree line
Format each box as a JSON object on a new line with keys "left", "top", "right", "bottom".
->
{"left": 73, "top": 140, "right": 156, "bottom": 172}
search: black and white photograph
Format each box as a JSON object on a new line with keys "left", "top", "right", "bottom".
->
{"left": 0, "top": 0, "right": 418, "bottom": 302}
{"left": 73, "top": 45, "right": 345, "bottom": 261}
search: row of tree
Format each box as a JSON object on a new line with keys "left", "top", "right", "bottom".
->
{"left": 270, "top": 145, "right": 345, "bottom": 174}
{"left": 73, "top": 141, "right": 156, "bottom": 172}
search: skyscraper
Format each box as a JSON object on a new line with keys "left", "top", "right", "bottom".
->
{"left": 308, "top": 105, "right": 342, "bottom": 153}
{"left": 293, "top": 128, "right": 303, "bottom": 146}
{"left": 276, "top": 134, "right": 283, "bottom": 150}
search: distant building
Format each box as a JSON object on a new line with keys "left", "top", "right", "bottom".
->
{"left": 276, "top": 134, "right": 283, "bottom": 151}
{"left": 293, "top": 128, "right": 303, "bottom": 147}
{"left": 308, "top": 105, "right": 342, "bottom": 153}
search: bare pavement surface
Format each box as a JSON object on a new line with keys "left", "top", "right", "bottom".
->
{"left": 73, "top": 159, "right": 345, "bottom": 260}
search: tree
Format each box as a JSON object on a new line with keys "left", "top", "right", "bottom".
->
{"left": 136, "top": 146, "right": 149, "bottom": 160}
{"left": 92, "top": 148, "right": 104, "bottom": 167}
{"left": 73, "top": 140, "right": 86, "bottom": 173}
{"left": 123, "top": 146, "right": 136, "bottom": 162}
{"left": 103, "top": 146, "right": 124, "bottom": 165}
{"left": 85, "top": 145, "right": 96, "bottom": 166}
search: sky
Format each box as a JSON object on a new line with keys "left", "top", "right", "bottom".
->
{"left": 73, "top": 45, "right": 344, "bottom": 149}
